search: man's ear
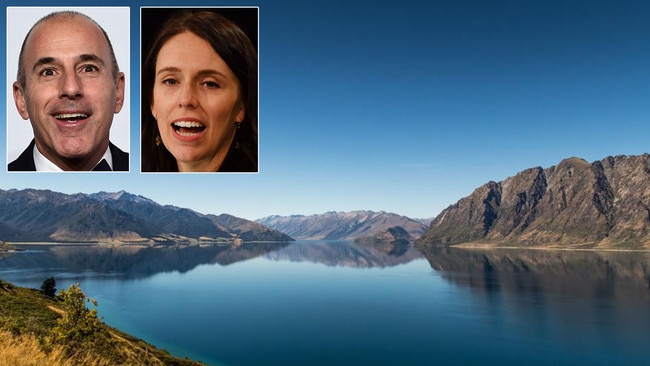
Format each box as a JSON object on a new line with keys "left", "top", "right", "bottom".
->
{"left": 13, "top": 81, "right": 30, "bottom": 120}
{"left": 114, "top": 72, "right": 126, "bottom": 114}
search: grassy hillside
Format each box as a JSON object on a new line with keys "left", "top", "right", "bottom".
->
{"left": 0, "top": 278, "right": 205, "bottom": 366}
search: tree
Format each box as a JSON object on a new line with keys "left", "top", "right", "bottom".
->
{"left": 47, "top": 283, "right": 115, "bottom": 358}
{"left": 40, "top": 277, "right": 57, "bottom": 297}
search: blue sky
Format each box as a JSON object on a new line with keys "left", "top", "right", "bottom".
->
{"left": 2, "top": 0, "right": 649, "bottom": 220}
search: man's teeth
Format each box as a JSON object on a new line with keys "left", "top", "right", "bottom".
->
{"left": 55, "top": 113, "right": 88, "bottom": 120}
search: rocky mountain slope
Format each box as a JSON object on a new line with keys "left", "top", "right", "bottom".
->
{"left": 0, "top": 189, "right": 293, "bottom": 243}
{"left": 417, "top": 155, "right": 650, "bottom": 249}
{"left": 257, "top": 210, "right": 427, "bottom": 240}
{"left": 354, "top": 226, "right": 414, "bottom": 245}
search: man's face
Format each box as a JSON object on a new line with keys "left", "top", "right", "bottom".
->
{"left": 13, "top": 16, "right": 125, "bottom": 170}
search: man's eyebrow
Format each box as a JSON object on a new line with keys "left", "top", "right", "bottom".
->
{"left": 31, "top": 57, "right": 56, "bottom": 73}
{"left": 78, "top": 53, "right": 106, "bottom": 67}
{"left": 30, "top": 54, "right": 106, "bottom": 73}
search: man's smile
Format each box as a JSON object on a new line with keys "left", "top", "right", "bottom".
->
{"left": 54, "top": 112, "right": 90, "bottom": 123}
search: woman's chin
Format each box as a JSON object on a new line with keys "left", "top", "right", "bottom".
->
{"left": 169, "top": 147, "right": 202, "bottom": 163}
{"left": 172, "top": 149, "right": 222, "bottom": 172}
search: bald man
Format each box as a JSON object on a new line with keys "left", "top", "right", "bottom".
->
{"left": 10, "top": 11, "right": 128, "bottom": 171}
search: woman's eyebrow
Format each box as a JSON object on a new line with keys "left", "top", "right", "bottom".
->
{"left": 196, "top": 69, "right": 227, "bottom": 78}
{"left": 156, "top": 67, "right": 228, "bottom": 79}
{"left": 156, "top": 66, "right": 181, "bottom": 76}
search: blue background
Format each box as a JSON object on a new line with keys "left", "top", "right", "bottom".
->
{"left": 2, "top": 0, "right": 649, "bottom": 220}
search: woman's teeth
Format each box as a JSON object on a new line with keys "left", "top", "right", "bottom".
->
{"left": 173, "top": 121, "right": 206, "bottom": 136}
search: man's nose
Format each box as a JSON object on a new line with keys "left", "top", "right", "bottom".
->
{"left": 59, "top": 72, "right": 83, "bottom": 99}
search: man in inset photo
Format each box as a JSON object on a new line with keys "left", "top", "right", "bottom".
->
{"left": 7, "top": 8, "right": 130, "bottom": 171}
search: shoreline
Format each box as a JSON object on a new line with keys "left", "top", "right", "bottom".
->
{"left": 447, "top": 242, "right": 650, "bottom": 252}
{"left": 6, "top": 240, "right": 650, "bottom": 253}
{"left": 1, "top": 240, "right": 294, "bottom": 252}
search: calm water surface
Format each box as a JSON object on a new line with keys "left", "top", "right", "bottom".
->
{"left": 1, "top": 241, "right": 649, "bottom": 366}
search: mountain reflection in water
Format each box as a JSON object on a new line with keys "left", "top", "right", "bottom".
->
{"left": 266, "top": 240, "right": 423, "bottom": 267}
{"left": 3, "top": 242, "right": 650, "bottom": 293}
{"left": 0, "top": 240, "right": 424, "bottom": 280}
{"left": 0, "top": 242, "right": 292, "bottom": 280}
{"left": 1, "top": 241, "right": 649, "bottom": 366}
{"left": 419, "top": 246, "right": 650, "bottom": 301}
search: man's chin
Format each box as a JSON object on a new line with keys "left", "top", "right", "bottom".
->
{"left": 57, "top": 148, "right": 95, "bottom": 160}
{"left": 56, "top": 139, "right": 106, "bottom": 159}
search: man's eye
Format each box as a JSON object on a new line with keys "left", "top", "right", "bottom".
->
{"left": 40, "top": 68, "right": 56, "bottom": 77}
{"left": 81, "top": 65, "right": 99, "bottom": 73}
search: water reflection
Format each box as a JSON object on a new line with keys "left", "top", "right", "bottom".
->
{"left": 0, "top": 240, "right": 425, "bottom": 282}
{"left": 418, "top": 246, "right": 650, "bottom": 365}
{"left": 265, "top": 240, "right": 423, "bottom": 267}
{"left": 419, "top": 246, "right": 650, "bottom": 300}
{"left": 2, "top": 242, "right": 649, "bottom": 365}
{"left": 0, "top": 242, "right": 291, "bottom": 279}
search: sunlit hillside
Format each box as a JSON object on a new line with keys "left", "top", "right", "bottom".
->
{"left": 0, "top": 279, "right": 204, "bottom": 366}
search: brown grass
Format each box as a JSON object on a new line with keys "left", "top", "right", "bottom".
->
{"left": 0, "top": 329, "right": 114, "bottom": 366}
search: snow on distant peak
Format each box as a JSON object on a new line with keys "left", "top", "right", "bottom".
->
{"left": 89, "top": 191, "right": 157, "bottom": 204}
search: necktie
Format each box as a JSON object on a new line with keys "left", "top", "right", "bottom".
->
{"left": 92, "top": 159, "right": 112, "bottom": 171}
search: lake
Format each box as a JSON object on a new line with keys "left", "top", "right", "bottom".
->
{"left": 1, "top": 240, "right": 649, "bottom": 366}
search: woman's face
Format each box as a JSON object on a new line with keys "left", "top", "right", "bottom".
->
{"left": 151, "top": 31, "right": 245, "bottom": 172}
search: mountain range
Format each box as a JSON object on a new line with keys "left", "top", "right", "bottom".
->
{"left": 256, "top": 210, "right": 428, "bottom": 241}
{"left": 0, "top": 189, "right": 293, "bottom": 243}
{"left": 3, "top": 154, "right": 649, "bottom": 248}
{"left": 417, "top": 154, "right": 650, "bottom": 249}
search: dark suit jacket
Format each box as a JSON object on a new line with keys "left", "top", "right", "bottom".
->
{"left": 8, "top": 139, "right": 129, "bottom": 171}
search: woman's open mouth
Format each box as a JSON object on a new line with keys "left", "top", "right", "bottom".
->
{"left": 172, "top": 121, "right": 206, "bottom": 137}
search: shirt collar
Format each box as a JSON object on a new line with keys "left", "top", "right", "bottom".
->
{"left": 33, "top": 145, "right": 113, "bottom": 172}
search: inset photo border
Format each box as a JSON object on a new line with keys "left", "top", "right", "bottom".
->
{"left": 6, "top": 7, "right": 131, "bottom": 171}
{"left": 140, "top": 7, "right": 259, "bottom": 173}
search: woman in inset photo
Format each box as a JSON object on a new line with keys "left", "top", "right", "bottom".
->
{"left": 141, "top": 8, "right": 258, "bottom": 172}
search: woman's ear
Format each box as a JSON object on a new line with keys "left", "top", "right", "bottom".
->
{"left": 235, "top": 102, "right": 245, "bottom": 123}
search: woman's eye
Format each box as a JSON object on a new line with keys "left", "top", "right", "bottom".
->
{"left": 162, "top": 78, "right": 178, "bottom": 86}
{"left": 203, "top": 81, "right": 220, "bottom": 89}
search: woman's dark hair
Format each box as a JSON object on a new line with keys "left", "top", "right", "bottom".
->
{"left": 141, "top": 9, "right": 258, "bottom": 172}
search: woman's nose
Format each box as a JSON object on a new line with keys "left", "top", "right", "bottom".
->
{"left": 178, "top": 83, "right": 198, "bottom": 108}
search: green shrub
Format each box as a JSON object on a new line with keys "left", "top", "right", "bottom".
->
{"left": 46, "top": 284, "right": 118, "bottom": 361}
